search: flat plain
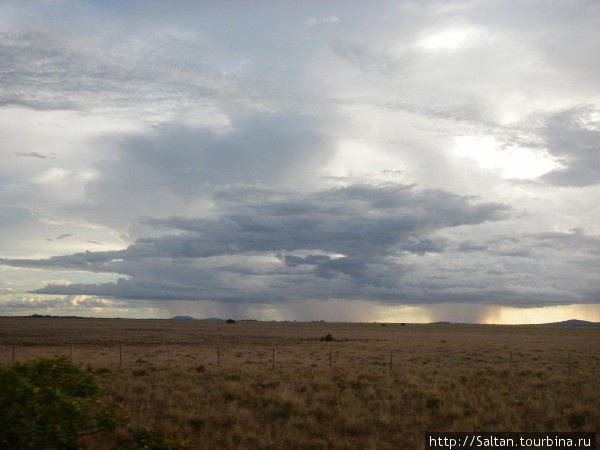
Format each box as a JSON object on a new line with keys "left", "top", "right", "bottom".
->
{"left": 0, "top": 317, "right": 598, "bottom": 449}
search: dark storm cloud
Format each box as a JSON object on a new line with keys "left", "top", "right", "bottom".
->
{"left": 143, "top": 184, "right": 508, "bottom": 259}
{"left": 2, "top": 183, "right": 510, "bottom": 303}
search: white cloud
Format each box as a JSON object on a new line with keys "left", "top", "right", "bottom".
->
{"left": 452, "top": 135, "right": 560, "bottom": 179}
{"left": 416, "top": 26, "right": 481, "bottom": 51}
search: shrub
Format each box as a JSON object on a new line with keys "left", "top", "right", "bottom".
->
{"left": 188, "top": 418, "right": 205, "bottom": 432}
{"left": 426, "top": 396, "right": 441, "bottom": 410}
{"left": 226, "top": 319, "right": 236, "bottom": 324}
{"left": 114, "top": 425, "right": 194, "bottom": 449}
{"left": 0, "top": 358, "right": 193, "bottom": 449}
{"left": 0, "top": 357, "right": 123, "bottom": 449}
{"left": 566, "top": 408, "right": 593, "bottom": 428}
{"left": 320, "top": 333, "right": 334, "bottom": 342}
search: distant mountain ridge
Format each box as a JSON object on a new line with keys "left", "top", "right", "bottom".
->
{"left": 542, "top": 319, "right": 600, "bottom": 327}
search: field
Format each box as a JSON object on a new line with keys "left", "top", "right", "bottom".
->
{"left": 0, "top": 317, "right": 598, "bottom": 449}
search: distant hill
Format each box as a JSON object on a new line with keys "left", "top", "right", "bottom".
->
{"left": 170, "top": 316, "right": 226, "bottom": 321}
{"left": 543, "top": 319, "right": 600, "bottom": 327}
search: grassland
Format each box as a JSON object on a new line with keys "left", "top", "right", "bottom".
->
{"left": 0, "top": 317, "right": 598, "bottom": 449}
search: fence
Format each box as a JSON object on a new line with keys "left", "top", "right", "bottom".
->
{"left": 1, "top": 342, "right": 593, "bottom": 375}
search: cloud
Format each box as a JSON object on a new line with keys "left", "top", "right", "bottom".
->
{"left": 1, "top": 1, "right": 599, "bottom": 321}
{"left": 0, "top": 21, "right": 229, "bottom": 116}
{"left": 306, "top": 16, "right": 340, "bottom": 27}
{"left": 83, "top": 114, "right": 337, "bottom": 226}
{"left": 2, "top": 182, "right": 510, "bottom": 305}
{"left": 0, "top": 294, "right": 112, "bottom": 310}
{"left": 15, "top": 151, "right": 53, "bottom": 159}
{"left": 540, "top": 106, "right": 600, "bottom": 187}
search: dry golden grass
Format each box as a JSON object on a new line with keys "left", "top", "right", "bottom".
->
{"left": 0, "top": 318, "right": 598, "bottom": 449}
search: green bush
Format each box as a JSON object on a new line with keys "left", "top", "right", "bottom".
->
{"left": 0, "top": 357, "right": 123, "bottom": 449}
{"left": 320, "top": 333, "right": 335, "bottom": 342}
{"left": 0, "top": 358, "right": 194, "bottom": 449}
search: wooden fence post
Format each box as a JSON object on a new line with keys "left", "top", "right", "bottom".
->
{"left": 272, "top": 347, "right": 276, "bottom": 370}
{"left": 119, "top": 344, "right": 123, "bottom": 367}
{"left": 389, "top": 350, "right": 393, "bottom": 372}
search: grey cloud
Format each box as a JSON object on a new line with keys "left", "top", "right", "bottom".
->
{"left": 47, "top": 233, "right": 74, "bottom": 242}
{"left": 144, "top": 184, "right": 509, "bottom": 259}
{"left": 312, "top": 256, "right": 367, "bottom": 280}
{"left": 85, "top": 115, "right": 335, "bottom": 221}
{"left": 3, "top": 182, "right": 510, "bottom": 303}
{"left": 15, "top": 151, "right": 52, "bottom": 159}
{"left": 306, "top": 16, "right": 340, "bottom": 27}
{"left": 5, "top": 187, "right": 600, "bottom": 308}
{"left": 0, "top": 26, "right": 228, "bottom": 114}
{"left": 333, "top": 43, "right": 413, "bottom": 77}
{"left": 441, "top": 229, "right": 600, "bottom": 306}
{"left": 278, "top": 254, "right": 333, "bottom": 267}
{"left": 457, "top": 230, "right": 600, "bottom": 259}
{"left": 540, "top": 107, "right": 600, "bottom": 187}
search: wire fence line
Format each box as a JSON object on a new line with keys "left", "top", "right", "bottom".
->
{"left": 1, "top": 343, "right": 595, "bottom": 374}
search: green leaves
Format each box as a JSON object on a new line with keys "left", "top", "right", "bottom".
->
{"left": 0, "top": 358, "right": 124, "bottom": 449}
{"left": 0, "top": 357, "right": 193, "bottom": 449}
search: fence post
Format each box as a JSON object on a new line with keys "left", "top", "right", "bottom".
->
{"left": 272, "top": 347, "right": 276, "bottom": 370}
{"left": 389, "top": 350, "right": 393, "bottom": 372}
{"left": 509, "top": 351, "right": 513, "bottom": 370}
{"left": 167, "top": 345, "right": 171, "bottom": 367}
{"left": 119, "top": 344, "right": 123, "bottom": 367}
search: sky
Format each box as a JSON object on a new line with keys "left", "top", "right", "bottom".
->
{"left": 1, "top": 0, "right": 600, "bottom": 324}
